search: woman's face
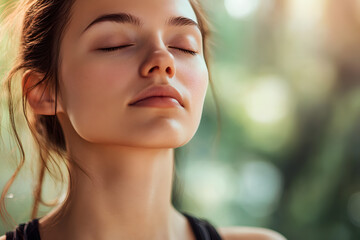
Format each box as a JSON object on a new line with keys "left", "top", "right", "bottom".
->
{"left": 56, "top": 0, "right": 209, "bottom": 148}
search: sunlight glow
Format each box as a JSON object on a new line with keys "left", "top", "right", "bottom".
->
{"left": 243, "top": 76, "right": 290, "bottom": 124}
{"left": 224, "top": 0, "right": 261, "bottom": 19}
{"left": 288, "top": 0, "right": 325, "bottom": 31}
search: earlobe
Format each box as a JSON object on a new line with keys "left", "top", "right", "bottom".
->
{"left": 22, "top": 70, "right": 63, "bottom": 115}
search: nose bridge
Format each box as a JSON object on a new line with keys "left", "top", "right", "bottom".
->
{"left": 139, "top": 35, "right": 176, "bottom": 78}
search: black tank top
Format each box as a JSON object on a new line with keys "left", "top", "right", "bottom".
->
{"left": 5, "top": 211, "right": 223, "bottom": 240}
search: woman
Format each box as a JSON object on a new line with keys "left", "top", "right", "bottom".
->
{"left": 0, "top": 0, "right": 286, "bottom": 239}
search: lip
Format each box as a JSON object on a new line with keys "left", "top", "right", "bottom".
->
{"left": 129, "top": 85, "right": 184, "bottom": 107}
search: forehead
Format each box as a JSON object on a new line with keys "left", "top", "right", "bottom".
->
{"left": 69, "top": 0, "right": 197, "bottom": 31}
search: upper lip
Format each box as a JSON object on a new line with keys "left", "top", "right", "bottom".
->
{"left": 129, "top": 85, "right": 184, "bottom": 107}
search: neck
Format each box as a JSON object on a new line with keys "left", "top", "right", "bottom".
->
{"left": 39, "top": 134, "right": 186, "bottom": 240}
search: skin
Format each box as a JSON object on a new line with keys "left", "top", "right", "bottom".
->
{"left": 27, "top": 0, "right": 207, "bottom": 239}
{"left": 0, "top": 0, "right": 286, "bottom": 239}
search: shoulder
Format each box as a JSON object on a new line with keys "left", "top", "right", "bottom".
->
{"left": 217, "top": 226, "right": 287, "bottom": 240}
{"left": 0, "top": 235, "right": 6, "bottom": 240}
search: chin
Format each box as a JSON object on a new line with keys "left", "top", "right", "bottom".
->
{"left": 138, "top": 133, "right": 193, "bottom": 149}
{"left": 123, "top": 127, "right": 196, "bottom": 149}
{"left": 132, "top": 119, "right": 196, "bottom": 147}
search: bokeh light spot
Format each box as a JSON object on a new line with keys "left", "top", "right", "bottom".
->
{"left": 243, "top": 76, "right": 291, "bottom": 124}
{"left": 236, "top": 159, "right": 283, "bottom": 217}
{"left": 224, "top": 0, "right": 261, "bottom": 19}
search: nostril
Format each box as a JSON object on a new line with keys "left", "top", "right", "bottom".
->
{"left": 166, "top": 67, "right": 172, "bottom": 75}
{"left": 149, "top": 66, "right": 159, "bottom": 73}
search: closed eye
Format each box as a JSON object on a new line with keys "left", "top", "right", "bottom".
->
{"left": 98, "top": 44, "right": 134, "bottom": 52}
{"left": 98, "top": 44, "right": 197, "bottom": 56}
{"left": 169, "top": 47, "right": 197, "bottom": 56}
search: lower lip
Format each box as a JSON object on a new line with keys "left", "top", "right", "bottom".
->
{"left": 130, "top": 97, "right": 182, "bottom": 108}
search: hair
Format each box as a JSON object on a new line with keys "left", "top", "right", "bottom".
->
{"left": 0, "top": 0, "right": 220, "bottom": 227}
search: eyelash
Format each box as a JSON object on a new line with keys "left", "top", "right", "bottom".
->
{"left": 98, "top": 45, "right": 197, "bottom": 56}
{"left": 98, "top": 44, "right": 133, "bottom": 52}
{"left": 169, "top": 47, "right": 197, "bottom": 56}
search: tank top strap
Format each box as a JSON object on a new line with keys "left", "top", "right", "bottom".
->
{"left": 5, "top": 218, "right": 41, "bottom": 240}
{"left": 182, "top": 212, "right": 223, "bottom": 240}
{"left": 6, "top": 214, "right": 223, "bottom": 240}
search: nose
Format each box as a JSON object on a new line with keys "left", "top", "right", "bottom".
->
{"left": 139, "top": 46, "right": 176, "bottom": 79}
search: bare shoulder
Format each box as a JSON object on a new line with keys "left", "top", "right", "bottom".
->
{"left": 0, "top": 235, "right": 6, "bottom": 240}
{"left": 217, "top": 226, "right": 287, "bottom": 240}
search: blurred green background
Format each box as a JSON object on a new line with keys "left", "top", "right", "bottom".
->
{"left": 1, "top": 0, "right": 360, "bottom": 239}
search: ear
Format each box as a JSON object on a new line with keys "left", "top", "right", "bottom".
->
{"left": 22, "top": 70, "right": 64, "bottom": 115}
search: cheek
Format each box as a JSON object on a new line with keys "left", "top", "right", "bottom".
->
{"left": 177, "top": 58, "right": 209, "bottom": 136}
{"left": 61, "top": 54, "right": 134, "bottom": 105}
{"left": 182, "top": 59, "right": 209, "bottom": 109}
{"left": 69, "top": 56, "right": 132, "bottom": 89}
{"left": 59, "top": 55, "right": 135, "bottom": 140}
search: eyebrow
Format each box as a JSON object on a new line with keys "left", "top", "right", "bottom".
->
{"left": 82, "top": 12, "right": 200, "bottom": 34}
